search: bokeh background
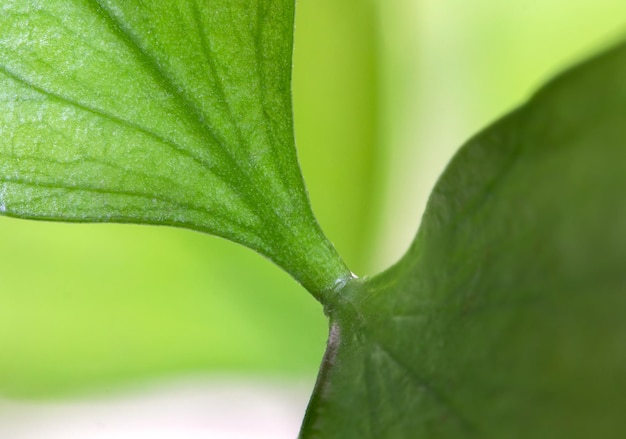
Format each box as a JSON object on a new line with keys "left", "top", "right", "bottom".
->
{"left": 0, "top": 0, "right": 625, "bottom": 437}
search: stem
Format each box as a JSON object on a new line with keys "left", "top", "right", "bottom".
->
{"left": 271, "top": 222, "right": 353, "bottom": 304}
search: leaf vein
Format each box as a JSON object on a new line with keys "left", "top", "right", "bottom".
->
{"left": 85, "top": 1, "right": 238, "bottom": 165}
{"left": 0, "top": 65, "right": 222, "bottom": 179}
{"left": 369, "top": 337, "right": 473, "bottom": 431}
{"left": 0, "top": 175, "right": 255, "bottom": 233}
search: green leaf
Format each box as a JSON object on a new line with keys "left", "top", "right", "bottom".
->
{"left": 301, "top": 41, "right": 626, "bottom": 438}
{"left": 0, "top": 0, "right": 349, "bottom": 295}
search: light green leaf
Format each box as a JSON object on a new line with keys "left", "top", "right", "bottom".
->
{"left": 302, "top": 41, "right": 626, "bottom": 438}
{"left": 0, "top": 0, "right": 349, "bottom": 295}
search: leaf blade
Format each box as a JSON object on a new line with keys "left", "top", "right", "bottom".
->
{"left": 0, "top": 0, "right": 350, "bottom": 294}
{"left": 302, "top": 41, "right": 626, "bottom": 438}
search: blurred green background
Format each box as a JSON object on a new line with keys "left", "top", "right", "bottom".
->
{"left": 0, "top": 0, "right": 625, "bottom": 398}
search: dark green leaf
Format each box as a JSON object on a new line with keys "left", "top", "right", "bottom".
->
{"left": 302, "top": 41, "right": 626, "bottom": 438}
{"left": 0, "top": 0, "right": 349, "bottom": 295}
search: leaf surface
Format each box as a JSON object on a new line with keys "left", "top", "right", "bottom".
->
{"left": 301, "top": 41, "right": 626, "bottom": 438}
{"left": 0, "top": 0, "right": 349, "bottom": 294}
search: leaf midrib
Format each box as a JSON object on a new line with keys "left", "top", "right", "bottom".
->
{"left": 87, "top": 0, "right": 307, "bottom": 248}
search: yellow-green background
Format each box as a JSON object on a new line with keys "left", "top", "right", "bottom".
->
{"left": 1, "top": 0, "right": 624, "bottom": 397}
